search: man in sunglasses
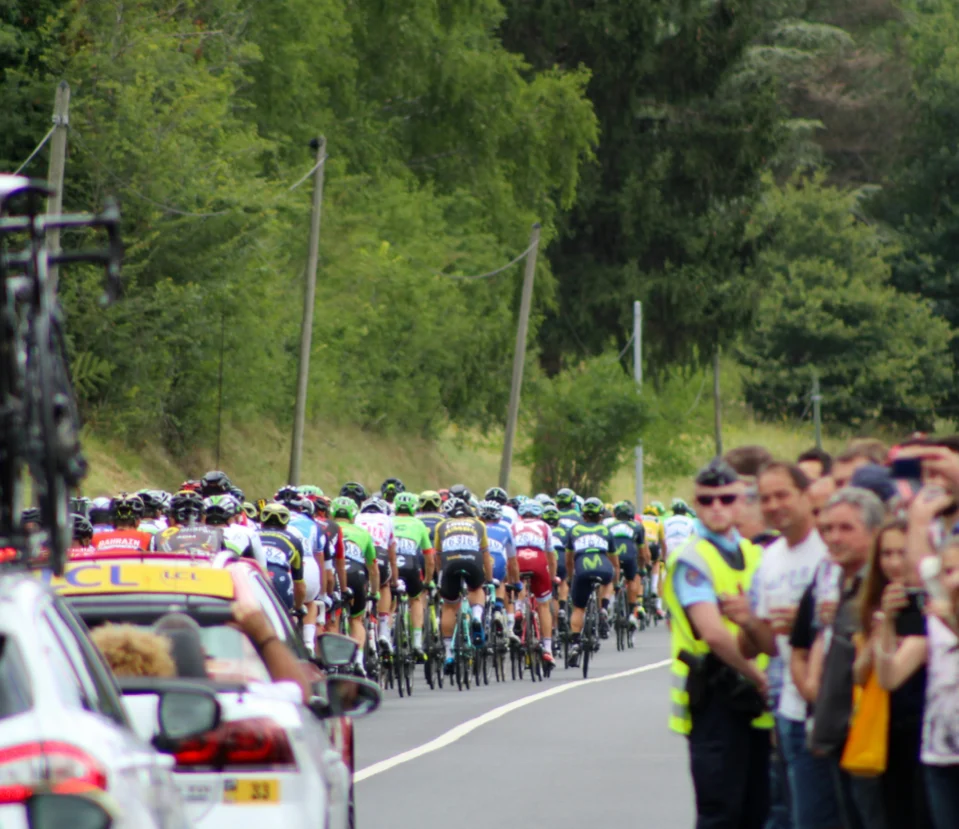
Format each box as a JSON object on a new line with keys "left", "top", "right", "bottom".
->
{"left": 661, "top": 458, "right": 773, "bottom": 829}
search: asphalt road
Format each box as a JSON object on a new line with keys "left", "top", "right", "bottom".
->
{"left": 353, "top": 624, "right": 695, "bottom": 828}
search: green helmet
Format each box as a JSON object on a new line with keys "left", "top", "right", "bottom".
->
{"left": 331, "top": 496, "right": 357, "bottom": 521}
{"left": 394, "top": 492, "right": 419, "bottom": 515}
{"left": 542, "top": 504, "right": 560, "bottom": 525}
{"left": 651, "top": 500, "right": 666, "bottom": 517}
{"left": 613, "top": 500, "right": 634, "bottom": 521}
{"left": 582, "top": 497, "right": 604, "bottom": 518}
{"left": 298, "top": 485, "right": 324, "bottom": 497}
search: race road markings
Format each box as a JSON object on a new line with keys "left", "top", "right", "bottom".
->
{"left": 354, "top": 657, "right": 670, "bottom": 782}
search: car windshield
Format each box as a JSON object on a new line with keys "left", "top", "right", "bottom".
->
{"left": 0, "top": 635, "right": 33, "bottom": 717}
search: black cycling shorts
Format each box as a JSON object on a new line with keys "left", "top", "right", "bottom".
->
{"left": 571, "top": 554, "right": 614, "bottom": 609}
{"left": 377, "top": 558, "right": 392, "bottom": 588}
{"left": 619, "top": 553, "right": 638, "bottom": 582}
{"left": 397, "top": 565, "right": 425, "bottom": 599}
{"left": 555, "top": 556, "right": 567, "bottom": 582}
{"left": 346, "top": 568, "right": 368, "bottom": 618}
{"left": 438, "top": 556, "right": 485, "bottom": 601}
{"left": 648, "top": 541, "right": 662, "bottom": 563}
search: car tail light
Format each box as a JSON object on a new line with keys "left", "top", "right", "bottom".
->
{"left": 174, "top": 718, "right": 296, "bottom": 772}
{"left": 0, "top": 741, "right": 107, "bottom": 803}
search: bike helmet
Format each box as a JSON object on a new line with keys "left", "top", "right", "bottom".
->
{"left": 228, "top": 485, "right": 245, "bottom": 503}
{"left": 555, "top": 488, "right": 575, "bottom": 508}
{"left": 484, "top": 487, "right": 508, "bottom": 505}
{"left": 113, "top": 493, "right": 144, "bottom": 522}
{"left": 340, "top": 482, "right": 368, "bottom": 506}
{"left": 478, "top": 500, "right": 503, "bottom": 521}
{"left": 534, "top": 493, "right": 552, "bottom": 505}
{"left": 671, "top": 497, "right": 691, "bottom": 516}
{"left": 419, "top": 490, "right": 443, "bottom": 512}
{"left": 203, "top": 495, "right": 238, "bottom": 526}
{"left": 179, "top": 480, "right": 202, "bottom": 493}
{"left": 542, "top": 505, "right": 560, "bottom": 525}
{"left": 260, "top": 501, "right": 292, "bottom": 527}
{"left": 314, "top": 494, "right": 331, "bottom": 515}
{"left": 651, "top": 500, "right": 666, "bottom": 517}
{"left": 643, "top": 504, "right": 658, "bottom": 517}
{"left": 171, "top": 491, "right": 203, "bottom": 523}
{"left": 438, "top": 488, "right": 450, "bottom": 503}
{"left": 517, "top": 500, "right": 544, "bottom": 518}
{"left": 582, "top": 497, "right": 604, "bottom": 519}
{"left": 274, "top": 485, "right": 301, "bottom": 504}
{"left": 330, "top": 496, "right": 357, "bottom": 522}
{"left": 286, "top": 495, "right": 315, "bottom": 517}
{"left": 89, "top": 497, "right": 113, "bottom": 525}
{"left": 200, "top": 470, "right": 232, "bottom": 497}
{"left": 380, "top": 478, "right": 405, "bottom": 501}
{"left": 444, "top": 497, "right": 473, "bottom": 518}
{"left": 71, "top": 513, "right": 94, "bottom": 544}
{"left": 449, "top": 484, "right": 471, "bottom": 503}
{"left": 394, "top": 492, "right": 419, "bottom": 515}
{"left": 136, "top": 490, "right": 164, "bottom": 516}
{"left": 613, "top": 500, "right": 635, "bottom": 521}
{"left": 360, "top": 497, "right": 389, "bottom": 515}
{"left": 298, "top": 485, "right": 324, "bottom": 499}
{"left": 69, "top": 496, "right": 91, "bottom": 517}
{"left": 242, "top": 501, "right": 259, "bottom": 521}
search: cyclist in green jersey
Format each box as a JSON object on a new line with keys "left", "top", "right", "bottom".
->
{"left": 331, "top": 496, "right": 380, "bottom": 674}
{"left": 566, "top": 497, "right": 620, "bottom": 666}
{"left": 392, "top": 492, "right": 435, "bottom": 659}
{"left": 555, "top": 487, "right": 582, "bottom": 531}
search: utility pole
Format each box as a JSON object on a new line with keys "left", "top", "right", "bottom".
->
{"left": 288, "top": 137, "right": 327, "bottom": 485}
{"left": 45, "top": 81, "right": 70, "bottom": 291}
{"left": 812, "top": 368, "right": 823, "bottom": 450}
{"left": 215, "top": 310, "right": 225, "bottom": 468}
{"left": 498, "top": 223, "right": 541, "bottom": 490}
{"left": 633, "top": 301, "right": 644, "bottom": 510}
{"left": 713, "top": 345, "right": 723, "bottom": 457}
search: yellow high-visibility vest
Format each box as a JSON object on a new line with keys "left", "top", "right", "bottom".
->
{"left": 662, "top": 534, "right": 774, "bottom": 735}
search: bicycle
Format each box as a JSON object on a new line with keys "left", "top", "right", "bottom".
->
{"left": 0, "top": 177, "right": 121, "bottom": 575}
{"left": 363, "top": 597, "right": 385, "bottom": 687}
{"left": 473, "top": 581, "right": 495, "bottom": 687}
{"left": 613, "top": 576, "right": 633, "bottom": 651}
{"left": 516, "top": 572, "right": 550, "bottom": 682}
{"left": 423, "top": 583, "right": 444, "bottom": 690}
{"left": 449, "top": 572, "right": 475, "bottom": 691}
{"left": 580, "top": 575, "right": 605, "bottom": 679}
{"left": 506, "top": 584, "right": 525, "bottom": 681}
{"left": 486, "top": 582, "right": 507, "bottom": 683}
{"left": 392, "top": 579, "right": 414, "bottom": 697}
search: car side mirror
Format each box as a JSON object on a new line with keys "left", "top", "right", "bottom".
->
{"left": 27, "top": 792, "right": 114, "bottom": 829}
{"left": 153, "top": 686, "right": 222, "bottom": 751}
{"left": 314, "top": 633, "right": 358, "bottom": 668}
{"left": 324, "top": 675, "right": 381, "bottom": 719}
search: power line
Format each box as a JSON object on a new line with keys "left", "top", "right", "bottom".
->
{"left": 288, "top": 155, "right": 327, "bottom": 191}
{"left": 13, "top": 125, "right": 56, "bottom": 175}
{"left": 439, "top": 239, "right": 538, "bottom": 281}
{"left": 617, "top": 333, "right": 635, "bottom": 360}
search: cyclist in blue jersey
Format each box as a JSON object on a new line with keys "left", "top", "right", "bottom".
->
{"left": 478, "top": 499, "right": 519, "bottom": 636}
{"left": 257, "top": 502, "right": 306, "bottom": 612}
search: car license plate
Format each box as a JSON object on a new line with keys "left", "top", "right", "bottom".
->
{"left": 223, "top": 779, "right": 279, "bottom": 804}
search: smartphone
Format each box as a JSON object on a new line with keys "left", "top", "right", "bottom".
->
{"left": 890, "top": 457, "right": 923, "bottom": 481}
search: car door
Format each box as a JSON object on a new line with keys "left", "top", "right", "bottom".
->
{"left": 42, "top": 595, "right": 188, "bottom": 829}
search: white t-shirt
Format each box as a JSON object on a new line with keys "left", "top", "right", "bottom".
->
{"left": 922, "top": 616, "right": 959, "bottom": 765}
{"left": 754, "top": 529, "right": 827, "bottom": 721}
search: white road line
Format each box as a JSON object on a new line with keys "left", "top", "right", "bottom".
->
{"left": 354, "top": 657, "right": 670, "bottom": 782}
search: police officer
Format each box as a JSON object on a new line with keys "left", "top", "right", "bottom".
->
{"left": 661, "top": 459, "right": 772, "bottom": 829}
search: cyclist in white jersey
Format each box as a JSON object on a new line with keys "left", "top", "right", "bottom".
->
{"left": 663, "top": 498, "right": 696, "bottom": 555}
{"left": 356, "top": 497, "right": 398, "bottom": 652}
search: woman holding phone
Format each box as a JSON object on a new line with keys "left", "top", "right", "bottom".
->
{"left": 860, "top": 516, "right": 930, "bottom": 829}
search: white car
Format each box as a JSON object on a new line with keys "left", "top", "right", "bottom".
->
{"left": 52, "top": 559, "right": 378, "bottom": 829}
{"left": 0, "top": 573, "right": 219, "bottom": 829}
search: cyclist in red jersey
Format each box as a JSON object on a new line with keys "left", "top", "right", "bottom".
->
{"left": 91, "top": 494, "right": 154, "bottom": 552}
{"left": 512, "top": 500, "right": 557, "bottom": 664}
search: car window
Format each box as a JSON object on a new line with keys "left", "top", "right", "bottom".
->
{"left": 36, "top": 612, "right": 91, "bottom": 711}
{"left": 0, "top": 636, "right": 33, "bottom": 718}
{"left": 50, "top": 597, "right": 129, "bottom": 726}
{"left": 248, "top": 572, "right": 304, "bottom": 655}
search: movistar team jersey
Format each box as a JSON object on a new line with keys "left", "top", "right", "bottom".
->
{"left": 339, "top": 522, "right": 377, "bottom": 574}
{"left": 566, "top": 521, "right": 617, "bottom": 561}
{"left": 434, "top": 517, "right": 488, "bottom": 563}
{"left": 484, "top": 521, "right": 516, "bottom": 562}
{"left": 548, "top": 524, "right": 570, "bottom": 558}
{"left": 257, "top": 528, "right": 305, "bottom": 581}
{"left": 392, "top": 514, "right": 433, "bottom": 571}
{"left": 557, "top": 508, "right": 581, "bottom": 531}
{"left": 608, "top": 519, "right": 645, "bottom": 560}
{"left": 417, "top": 512, "right": 444, "bottom": 546}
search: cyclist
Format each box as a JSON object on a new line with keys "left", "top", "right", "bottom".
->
{"left": 91, "top": 494, "right": 154, "bottom": 552}
{"left": 663, "top": 497, "right": 696, "bottom": 555}
{"left": 356, "top": 496, "right": 398, "bottom": 654}
{"left": 478, "top": 499, "right": 519, "bottom": 637}
{"left": 642, "top": 505, "right": 668, "bottom": 619}
{"left": 332, "top": 496, "right": 380, "bottom": 675}
{"left": 433, "top": 497, "right": 492, "bottom": 674}
{"left": 555, "top": 488, "right": 581, "bottom": 530}
{"left": 380, "top": 478, "right": 405, "bottom": 511}
{"left": 135, "top": 491, "right": 167, "bottom": 535}
{"left": 68, "top": 514, "right": 96, "bottom": 558}
{"left": 89, "top": 496, "right": 114, "bottom": 533}
{"left": 340, "top": 481, "right": 368, "bottom": 508}
{"left": 417, "top": 491, "right": 445, "bottom": 543}
{"left": 154, "top": 491, "right": 224, "bottom": 556}
{"left": 485, "top": 486, "right": 518, "bottom": 524}
{"left": 512, "top": 500, "right": 556, "bottom": 665}
{"left": 566, "top": 496, "right": 620, "bottom": 667}
{"left": 608, "top": 501, "right": 647, "bottom": 629}
{"left": 543, "top": 503, "right": 572, "bottom": 627}
{"left": 257, "top": 502, "right": 306, "bottom": 613}
{"left": 199, "top": 470, "right": 233, "bottom": 499}
{"left": 202, "top": 496, "right": 249, "bottom": 556}
{"left": 392, "top": 492, "right": 435, "bottom": 659}
{"left": 314, "top": 495, "right": 348, "bottom": 634}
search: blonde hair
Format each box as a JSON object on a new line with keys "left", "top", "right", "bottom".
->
{"left": 91, "top": 623, "right": 177, "bottom": 678}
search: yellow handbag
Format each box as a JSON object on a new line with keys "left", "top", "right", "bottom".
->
{"left": 840, "top": 667, "right": 889, "bottom": 776}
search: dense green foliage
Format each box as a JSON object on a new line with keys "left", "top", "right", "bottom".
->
{"left": 523, "top": 354, "right": 647, "bottom": 496}
{"left": 1, "top": 0, "right": 958, "bottom": 460}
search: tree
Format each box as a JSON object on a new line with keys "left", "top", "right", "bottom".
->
{"left": 522, "top": 354, "right": 648, "bottom": 496}
{"left": 737, "top": 175, "right": 954, "bottom": 430}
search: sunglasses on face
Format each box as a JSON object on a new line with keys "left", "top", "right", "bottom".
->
{"left": 696, "top": 493, "right": 739, "bottom": 507}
